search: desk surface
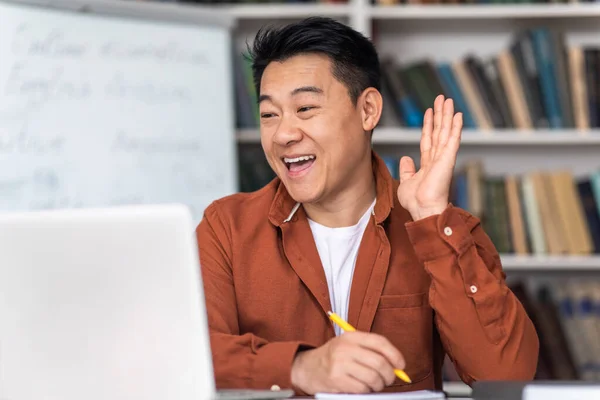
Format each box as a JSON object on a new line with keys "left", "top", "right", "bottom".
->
{"left": 291, "top": 396, "right": 473, "bottom": 400}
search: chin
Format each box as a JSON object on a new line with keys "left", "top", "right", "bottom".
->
{"left": 282, "top": 182, "right": 323, "bottom": 205}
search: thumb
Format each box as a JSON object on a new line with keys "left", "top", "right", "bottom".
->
{"left": 399, "top": 156, "right": 416, "bottom": 183}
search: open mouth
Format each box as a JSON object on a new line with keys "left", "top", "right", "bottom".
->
{"left": 283, "top": 155, "right": 316, "bottom": 173}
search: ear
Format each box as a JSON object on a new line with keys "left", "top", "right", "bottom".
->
{"left": 359, "top": 87, "right": 383, "bottom": 132}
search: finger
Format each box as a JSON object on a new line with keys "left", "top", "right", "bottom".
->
{"left": 420, "top": 108, "right": 433, "bottom": 169}
{"left": 450, "top": 112, "right": 463, "bottom": 150}
{"left": 348, "top": 332, "right": 406, "bottom": 370}
{"left": 435, "top": 98, "right": 455, "bottom": 159}
{"left": 333, "top": 367, "right": 371, "bottom": 394}
{"left": 430, "top": 94, "right": 445, "bottom": 160}
{"left": 441, "top": 112, "right": 463, "bottom": 163}
{"left": 345, "top": 361, "right": 385, "bottom": 393}
{"left": 350, "top": 347, "right": 397, "bottom": 387}
{"left": 399, "top": 156, "right": 416, "bottom": 184}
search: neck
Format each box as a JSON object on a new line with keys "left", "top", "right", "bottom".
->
{"left": 303, "top": 159, "right": 377, "bottom": 228}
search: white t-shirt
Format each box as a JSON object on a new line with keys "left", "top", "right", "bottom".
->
{"left": 308, "top": 200, "right": 376, "bottom": 336}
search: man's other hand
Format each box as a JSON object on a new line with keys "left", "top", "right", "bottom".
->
{"left": 290, "top": 331, "right": 405, "bottom": 394}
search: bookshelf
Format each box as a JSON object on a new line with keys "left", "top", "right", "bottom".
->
{"left": 187, "top": 0, "right": 600, "bottom": 394}
{"left": 227, "top": 0, "right": 600, "bottom": 263}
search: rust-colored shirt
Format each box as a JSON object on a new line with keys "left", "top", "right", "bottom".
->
{"left": 196, "top": 152, "right": 539, "bottom": 394}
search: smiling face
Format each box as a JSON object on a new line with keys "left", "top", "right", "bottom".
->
{"left": 258, "top": 53, "right": 380, "bottom": 206}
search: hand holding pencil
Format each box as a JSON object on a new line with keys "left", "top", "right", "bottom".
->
{"left": 290, "top": 312, "right": 409, "bottom": 395}
{"left": 327, "top": 311, "right": 412, "bottom": 384}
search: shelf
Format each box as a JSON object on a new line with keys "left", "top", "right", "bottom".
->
{"left": 237, "top": 128, "right": 600, "bottom": 146}
{"left": 500, "top": 255, "right": 600, "bottom": 271}
{"left": 443, "top": 381, "right": 472, "bottom": 397}
{"left": 218, "top": 3, "right": 351, "bottom": 19}
{"left": 374, "top": 128, "right": 600, "bottom": 145}
{"left": 237, "top": 129, "right": 260, "bottom": 144}
{"left": 368, "top": 4, "right": 600, "bottom": 20}
{"left": 192, "top": 2, "right": 600, "bottom": 21}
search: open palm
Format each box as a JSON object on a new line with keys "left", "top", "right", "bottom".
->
{"left": 397, "top": 95, "right": 463, "bottom": 221}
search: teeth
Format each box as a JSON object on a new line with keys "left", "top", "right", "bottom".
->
{"left": 284, "top": 155, "right": 315, "bottom": 164}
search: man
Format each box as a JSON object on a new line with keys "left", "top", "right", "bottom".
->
{"left": 196, "top": 17, "right": 538, "bottom": 395}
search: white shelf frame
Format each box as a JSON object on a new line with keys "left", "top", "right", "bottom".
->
{"left": 217, "top": 2, "right": 351, "bottom": 19}
{"left": 374, "top": 129, "right": 600, "bottom": 145}
{"left": 236, "top": 128, "right": 600, "bottom": 146}
{"left": 218, "top": 1, "right": 600, "bottom": 26}
{"left": 368, "top": 4, "right": 600, "bottom": 20}
{"left": 500, "top": 255, "right": 600, "bottom": 271}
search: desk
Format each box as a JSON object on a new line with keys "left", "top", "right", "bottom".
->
{"left": 292, "top": 397, "right": 473, "bottom": 399}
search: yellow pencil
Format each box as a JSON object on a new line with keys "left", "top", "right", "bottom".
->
{"left": 327, "top": 311, "right": 412, "bottom": 384}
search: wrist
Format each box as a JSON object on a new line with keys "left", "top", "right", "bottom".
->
{"left": 290, "top": 349, "right": 310, "bottom": 393}
{"left": 411, "top": 204, "right": 448, "bottom": 221}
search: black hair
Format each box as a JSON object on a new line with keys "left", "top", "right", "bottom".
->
{"left": 246, "top": 16, "right": 381, "bottom": 105}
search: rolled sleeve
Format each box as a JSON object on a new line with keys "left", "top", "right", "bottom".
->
{"left": 405, "top": 204, "right": 476, "bottom": 263}
{"left": 250, "top": 341, "right": 310, "bottom": 391}
{"left": 403, "top": 204, "right": 539, "bottom": 384}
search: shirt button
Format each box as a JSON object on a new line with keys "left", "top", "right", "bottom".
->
{"left": 444, "top": 226, "right": 453, "bottom": 236}
{"left": 271, "top": 385, "right": 281, "bottom": 391}
{"left": 470, "top": 285, "right": 478, "bottom": 294}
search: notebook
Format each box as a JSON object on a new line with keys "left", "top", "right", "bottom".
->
{"left": 315, "top": 390, "right": 446, "bottom": 400}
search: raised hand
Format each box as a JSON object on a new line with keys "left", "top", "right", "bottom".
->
{"left": 397, "top": 94, "right": 463, "bottom": 221}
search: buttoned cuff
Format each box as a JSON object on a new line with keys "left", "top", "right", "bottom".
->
{"left": 251, "top": 341, "right": 313, "bottom": 395}
{"left": 405, "top": 204, "right": 476, "bottom": 264}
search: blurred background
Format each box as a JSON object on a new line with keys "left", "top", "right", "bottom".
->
{"left": 2, "top": 0, "right": 600, "bottom": 396}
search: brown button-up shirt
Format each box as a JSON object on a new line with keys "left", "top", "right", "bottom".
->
{"left": 196, "top": 151, "right": 539, "bottom": 394}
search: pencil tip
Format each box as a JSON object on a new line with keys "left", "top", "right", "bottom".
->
{"left": 396, "top": 369, "right": 411, "bottom": 383}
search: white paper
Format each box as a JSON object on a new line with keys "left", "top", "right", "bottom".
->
{"left": 315, "top": 390, "right": 445, "bottom": 400}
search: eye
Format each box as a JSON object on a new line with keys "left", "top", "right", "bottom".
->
{"left": 298, "top": 106, "right": 316, "bottom": 113}
{"left": 260, "top": 112, "right": 275, "bottom": 119}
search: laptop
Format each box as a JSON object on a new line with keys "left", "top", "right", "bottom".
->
{"left": 0, "top": 204, "right": 293, "bottom": 400}
{"left": 471, "top": 380, "right": 600, "bottom": 400}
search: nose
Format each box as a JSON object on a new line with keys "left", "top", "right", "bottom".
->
{"left": 272, "top": 114, "right": 303, "bottom": 147}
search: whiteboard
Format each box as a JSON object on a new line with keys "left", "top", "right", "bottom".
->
{"left": 0, "top": 0, "right": 237, "bottom": 223}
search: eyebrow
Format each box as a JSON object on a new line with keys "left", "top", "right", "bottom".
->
{"left": 258, "top": 86, "right": 324, "bottom": 104}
